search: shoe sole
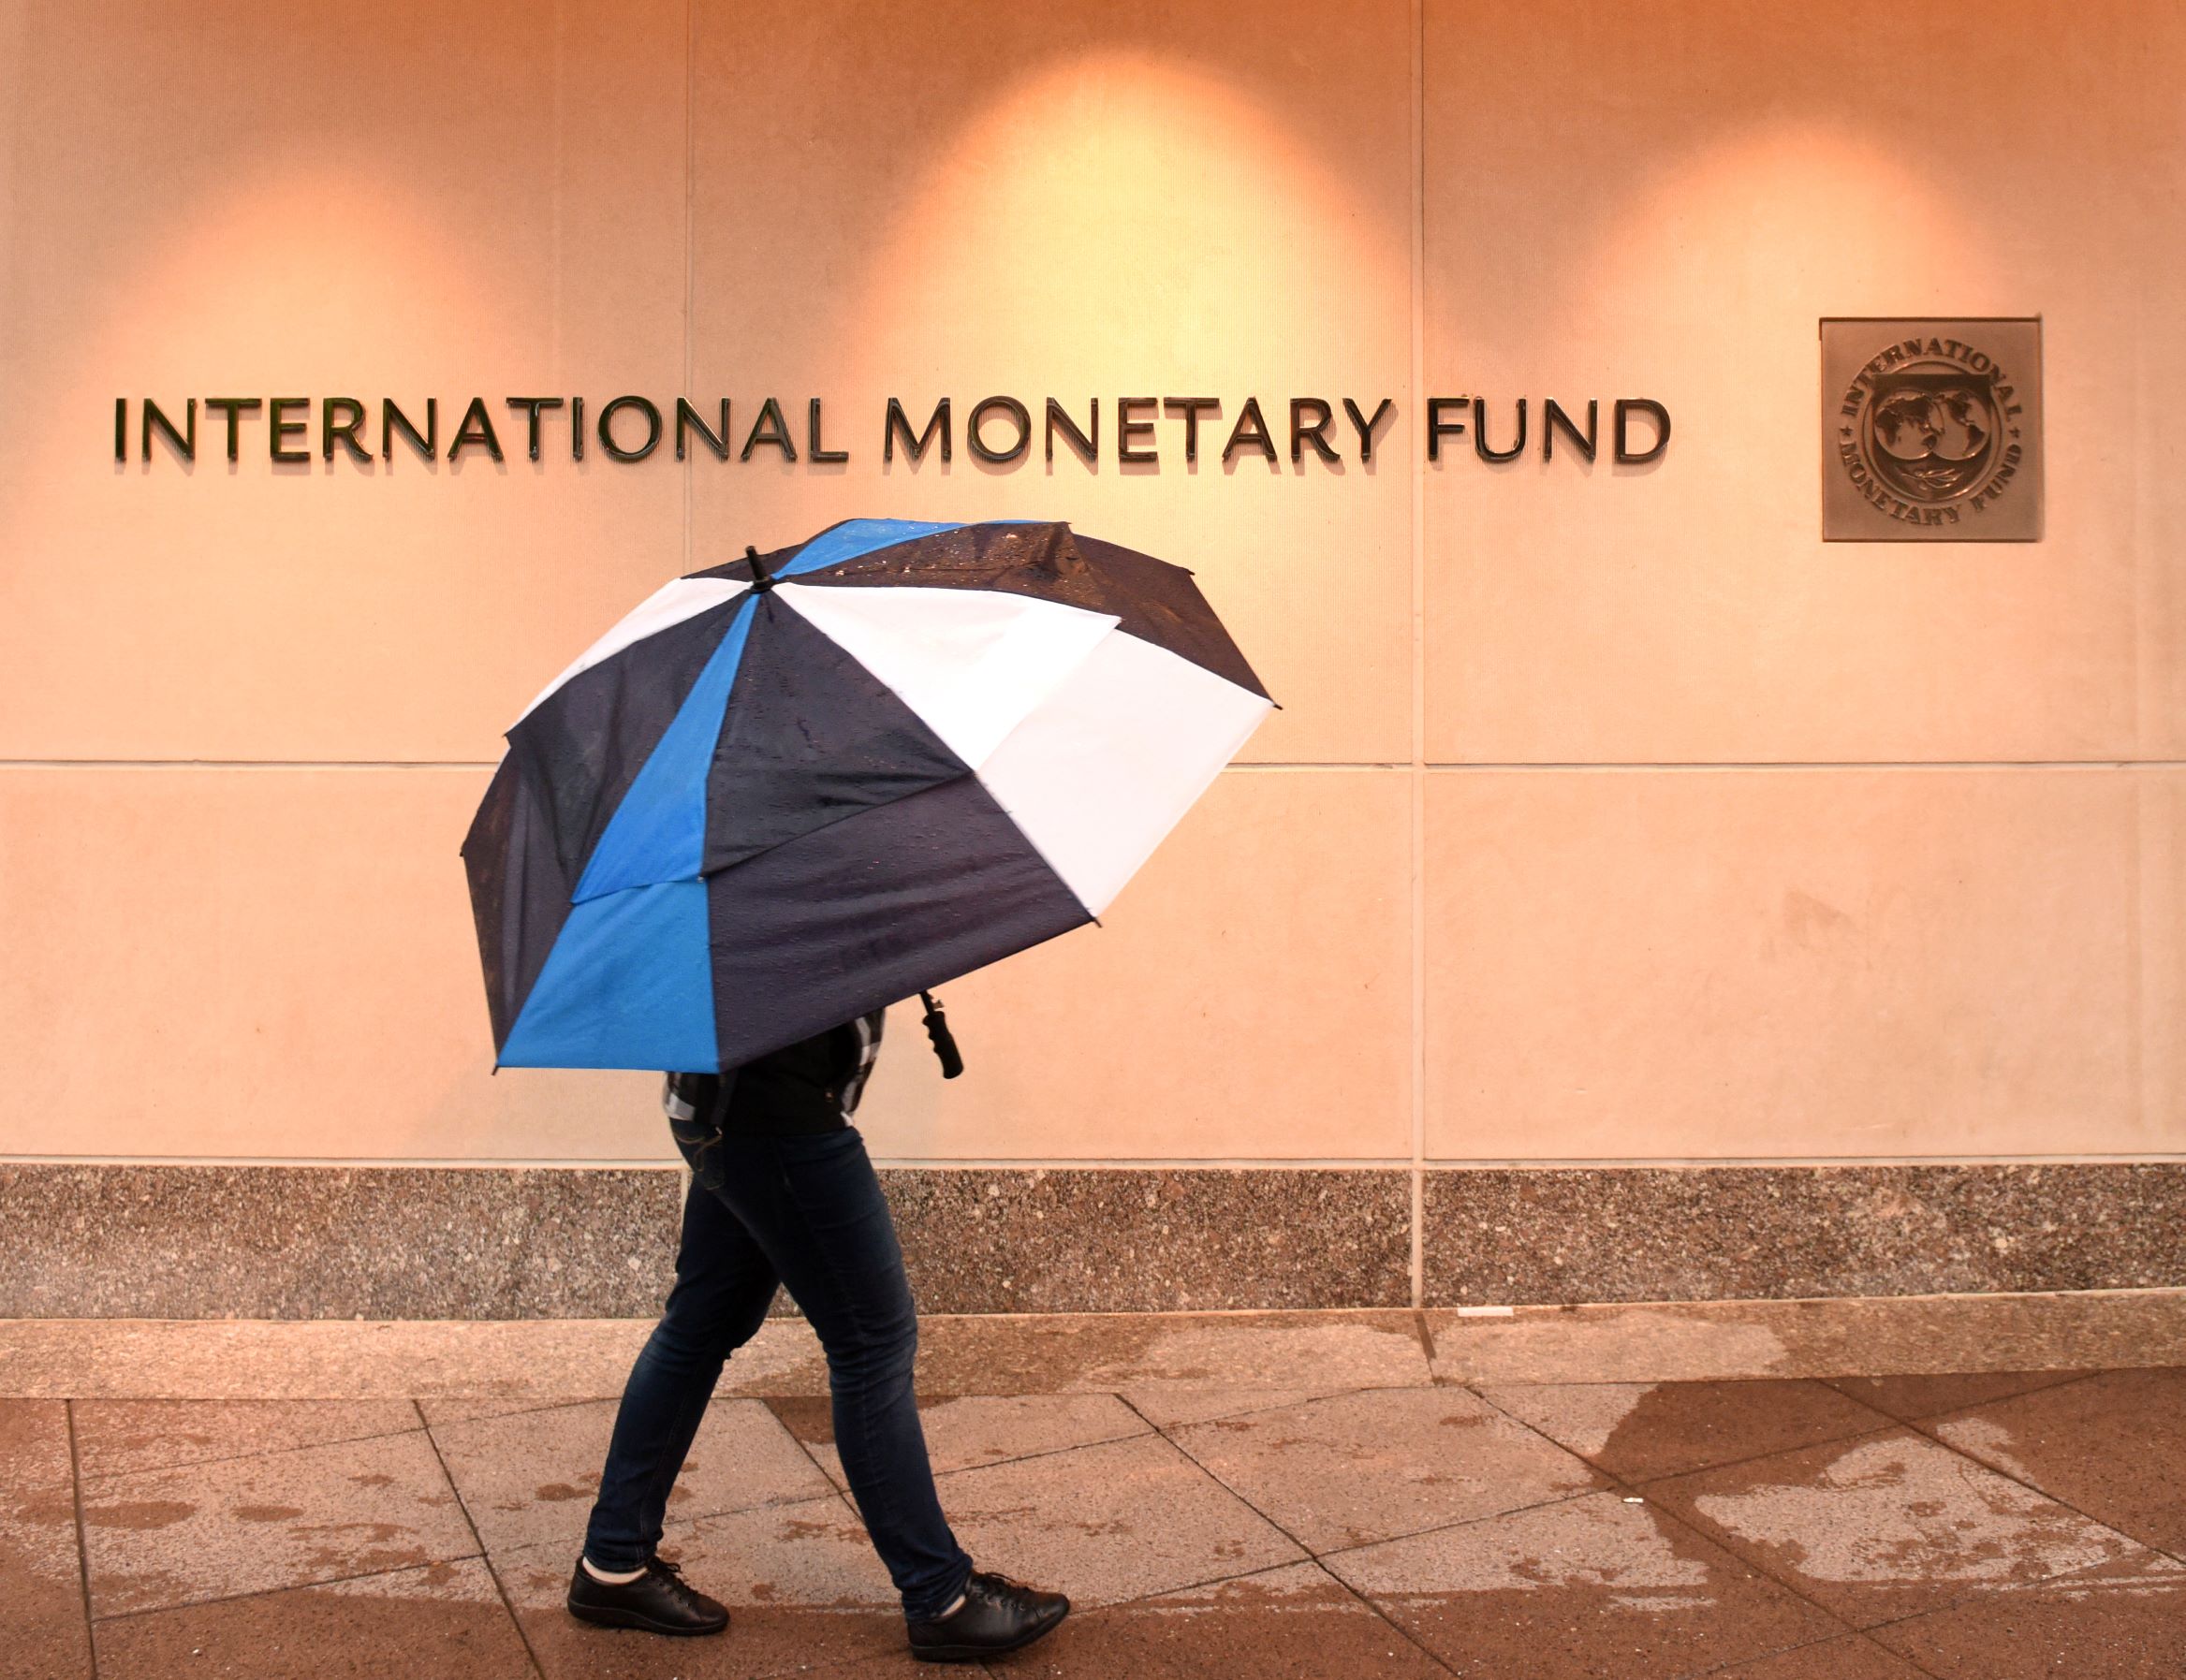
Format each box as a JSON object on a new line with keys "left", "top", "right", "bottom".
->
{"left": 566, "top": 1600, "right": 729, "bottom": 1638}
{"left": 910, "top": 1604, "right": 1069, "bottom": 1663}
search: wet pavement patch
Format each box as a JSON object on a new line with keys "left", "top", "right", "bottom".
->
{"left": 1822, "top": 1368, "right": 2093, "bottom": 1423}
{"left": 1477, "top": 1378, "right": 1893, "bottom": 1483}
{"left": 1326, "top": 1489, "right": 1842, "bottom": 1677}
{"left": 1647, "top": 1425, "right": 2157, "bottom": 1627}
{"left": 1867, "top": 1553, "right": 2186, "bottom": 1680}
{"left": 1705, "top": 1632, "right": 1931, "bottom": 1677}
{"left": 1922, "top": 1366, "right": 2186, "bottom": 1556}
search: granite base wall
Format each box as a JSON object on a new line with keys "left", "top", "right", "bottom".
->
{"left": 1422, "top": 1163, "right": 2186, "bottom": 1306}
{"left": 3, "top": 1161, "right": 2181, "bottom": 1319}
{"left": 0, "top": 1163, "right": 1412, "bottom": 1319}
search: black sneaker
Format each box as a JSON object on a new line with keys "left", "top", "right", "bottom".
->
{"left": 565, "top": 1554, "right": 729, "bottom": 1637}
{"left": 906, "top": 1570, "right": 1069, "bottom": 1663}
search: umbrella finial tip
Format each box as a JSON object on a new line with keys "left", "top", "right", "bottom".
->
{"left": 744, "top": 544, "right": 774, "bottom": 592}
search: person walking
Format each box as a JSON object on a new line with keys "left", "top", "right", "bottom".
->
{"left": 565, "top": 1003, "right": 1068, "bottom": 1662}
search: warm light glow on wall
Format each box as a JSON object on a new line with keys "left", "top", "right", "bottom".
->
{"left": 1586, "top": 121, "right": 2001, "bottom": 328}
{"left": 843, "top": 49, "right": 1409, "bottom": 383}
{"left": 111, "top": 170, "right": 499, "bottom": 373}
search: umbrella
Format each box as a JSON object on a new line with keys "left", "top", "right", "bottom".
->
{"left": 462, "top": 518, "right": 1274, "bottom": 1072}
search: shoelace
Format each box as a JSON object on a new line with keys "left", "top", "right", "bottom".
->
{"left": 648, "top": 1556, "right": 705, "bottom": 1610}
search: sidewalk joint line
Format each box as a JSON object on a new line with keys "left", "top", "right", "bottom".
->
{"left": 1845, "top": 1541, "right": 2186, "bottom": 1646}
{"left": 1897, "top": 1384, "right": 2186, "bottom": 1571}
{"left": 1682, "top": 1629, "right": 1921, "bottom": 1680}
{"left": 87, "top": 1549, "right": 486, "bottom": 1626}
{"left": 418, "top": 1398, "right": 549, "bottom": 1680}
{"left": 928, "top": 1423, "right": 1158, "bottom": 1483}
{"left": 1611, "top": 1483, "right": 1867, "bottom": 1643}
{"left": 417, "top": 1395, "right": 618, "bottom": 1432}
{"left": 1608, "top": 1412, "right": 2164, "bottom": 1646}
{"left": 755, "top": 1395, "right": 856, "bottom": 1498}
{"left": 66, "top": 1400, "right": 102, "bottom": 1677}
{"left": 1621, "top": 1419, "right": 1905, "bottom": 1497}
{"left": 1116, "top": 1389, "right": 1467, "bottom": 1676}
{"left": 1881, "top": 1365, "right": 2108, "bottom": 1426}
{"left": 75, "top": 1420, "right": 436, "bottom": 1490}
{"left": 1446, "top": 1381, "right": 1871, "bottom": 1642}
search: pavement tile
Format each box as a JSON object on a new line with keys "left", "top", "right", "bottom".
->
{"left": 1703, "top": 1632, "right": 1929, "bottom": 1678}
{"left": 79, "top": 1428, "right": 475, "bottom": 1617}
{"left": 937, "top": 1432, "right": 1307, "bottom": 1606}
{"left": 1478, "top": 1380, "right": 1892, "bottom": 1483}
{"left": 909, "top": 1311, "right": 1430, "bottom": 1396}
{"left": 0, "top": 1399, "right": 93, "bottom": 1680}
{"left": 1007, "top": 1561, "right": 1446, "bottom": 1679}
{"left": 1822, "top": 1369, "right": 2095, "bottom": 1423}
{"left": 766, "top": 1392, "right": 1151, "bottom": 1486}
{"left": 1924, "top": 1366, "right": 2186, "bottom": 1555}
{"left": 1646, "top": 1425, "right": 2153, "bottom": 1627}
{"left": 91, "top": 1556, "right": 533, "bottom": 1680}
{"left": 416, "top": 1395, "right": 609, "bottom": 1427}
{"left": 494, "top": 1492, "right": 908, "bottom": 1678}
{"left": 1867, "top": 1551, "right": 2186, "bottom": 1680}
{"left": 1118, "top": 1383, "right": 1369, "bottom": 1429}
{"left": 433, "top": 1395, "right": 832, "bottom": 1553}
{"left": 73, "top": 1399, "right": 422, "bottom": 1480}
{"left": 1325, "top": 1488, "right": 1842, "bottom": 1678}
{"left": 1171, "top": 1386, "right": 1606, "bottom": 1552}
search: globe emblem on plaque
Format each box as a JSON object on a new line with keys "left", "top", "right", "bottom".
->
{"left": 1861, "top": 364, "right": 2000, "bottom": 504}
{"left": 1822, "top": 317, "right": 2040, "bottom": 540}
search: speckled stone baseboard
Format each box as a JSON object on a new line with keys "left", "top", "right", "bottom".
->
{"left": 882, "top": 1168, "right": 1414, "bottom": 1313}
{"left": 11, "top": 1161, "right": 2183, "bottom": 1318}
{"left": 0, "top": 1163, "right": 1413, "bottom": 1319}
{"left": 0, "top": 1165, "right": 688, "bottom": 1320}
{"left": 1424, "top": 1163, "right": 2186, "bottom": 1306}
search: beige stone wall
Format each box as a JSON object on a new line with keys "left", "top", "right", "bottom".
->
{"left": 1, "top": 0, "right": 2179, "bottom": 1170}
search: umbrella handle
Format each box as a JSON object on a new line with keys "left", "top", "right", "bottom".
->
{"left": 918, "top": 990, "right": 963, "bottom": 1079}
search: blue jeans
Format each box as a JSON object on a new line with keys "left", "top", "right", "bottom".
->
{"left": 581, "top": 1125, "right": 973, "bottom": 1621}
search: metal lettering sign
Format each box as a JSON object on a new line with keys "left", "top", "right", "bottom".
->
{"left": 1821, "top": 316, "right": 2042, "bottom": 541}
{"left": 110, "top": 392, "right": 1674, "bottom": 474}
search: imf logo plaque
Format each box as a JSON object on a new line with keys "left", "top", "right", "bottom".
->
{"left": 1821, "top": 316, "right": 2043, "bottom": 541}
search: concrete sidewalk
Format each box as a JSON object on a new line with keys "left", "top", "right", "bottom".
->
{"left": 5, "top": 1292, "right": 2183, "bottom": 1679}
